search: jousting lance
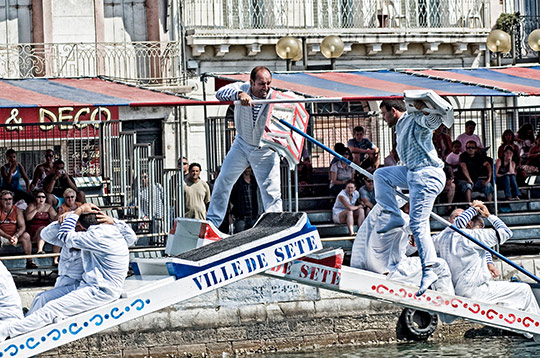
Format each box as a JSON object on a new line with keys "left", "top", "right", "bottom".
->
{"left": 277, "top": 117, "right": 540, "bottom": 285}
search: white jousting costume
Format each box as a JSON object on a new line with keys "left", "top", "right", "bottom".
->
{"left": 0, "top": 261, "right": 23, "bottom": 324}
{"left": 0, "top": 213, "right": 136, "bottom": 340}
{"left": 206, "top": 80, "right": 282, "bottom": 227}
{"left": 350, "top": 203, "right": 454, "bottom": 295}
{"left": 434, "top": 206, "right": 540, "bottom": 315}
{"left": 27, "top": 219, "right": 136, "bottom": 315}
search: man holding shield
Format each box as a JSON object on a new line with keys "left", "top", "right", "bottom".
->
{"left": 374, "top": 92, "right": 453, "bottom": 297}
{"left": 207, "top": 66, "right": 282, "bottom": 228}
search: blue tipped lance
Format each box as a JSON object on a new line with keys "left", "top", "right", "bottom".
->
{"left": 277, "top": 118, "right": 540, "bottom": 284}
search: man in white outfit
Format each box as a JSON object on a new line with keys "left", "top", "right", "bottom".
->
{"left": 0, "top": 261, "right": 23, "bottom": 324}
{"left": 375, "top": 99, "right": 449, "bottom": 296}
{"left": 207, "top": 66, "right": 282, "bottom": 227}
{"left": 435, "top": 202, "right": 540, "bottom": 317}
{"left": 0, "top": 203, "right": 136, "bottom": 340}
{"left": 27, "top": 214, "right": 136, "bottom": 315}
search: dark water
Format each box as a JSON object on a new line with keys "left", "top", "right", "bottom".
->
{"left": 256, "top": 337, "right": 540, "bottom": 358}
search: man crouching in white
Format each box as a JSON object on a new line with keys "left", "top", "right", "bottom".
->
{"left": 0, "top": 203, "right": 136, "bottom": 341}
{"left": 435, "top": 202, "right": 540, "bottom": 322}
{"left": 350, "top": 198, "right": 454, "bottom": 295}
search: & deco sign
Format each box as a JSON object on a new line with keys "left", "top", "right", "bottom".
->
{"left": 2, "top": 106, "right": 117, "bottom": 132}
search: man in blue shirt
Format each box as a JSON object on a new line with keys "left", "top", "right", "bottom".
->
{"left": 348, "top": 126, "right": 379, "bottom": 171}
{"left": 374, "top": 99, "right": 449, "bottom": 297}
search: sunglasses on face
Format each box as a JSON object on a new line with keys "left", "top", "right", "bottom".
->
{"left": 36, "top": 195, "right": 46, "bottom": 199}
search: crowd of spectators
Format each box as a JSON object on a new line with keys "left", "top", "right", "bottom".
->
{"left": 0, "top": 149, "right": 87, "bottom": 268}
{"left": 324, "top": 120, "right": 540, "bottom": 227}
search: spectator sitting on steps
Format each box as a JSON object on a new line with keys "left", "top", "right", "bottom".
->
{"left": 329, "top": 148, "right": 355, "bottom": 196}
{"left": 30, "top": 149, "right": 55, "bottom": 192}
{"left": 332, "top": 180, "right": 366, "bottom": 236}
{"left": 24, "top": 189, "right": 57, "bottom": 260}
{"left": 43, "top": 160, "right": 85, "bottom": 209}
{"left": 0, "top": 190, "right": 34, "bottom": 269}
{"left": 0, "top": 149, "right": 33, "bottom": 205}
{"left": 456, "top": 141, "right": 493, "bottom": 203}
{"left": 456, "top": 120, "right": 483, "bottom": 152}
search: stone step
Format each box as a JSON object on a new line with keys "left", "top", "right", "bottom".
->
{"left": 307, "top": 210, "right": 332, "bottom": 224}
{"left": 321, "top": 236, "right": 355, "bottom": 251}
{"left": 505, "top": 226, "right": 540, "bottom": 244}
{"left": 315, "top": 223, "right": 358, "bottom": 237}
{"left": 297, "top": 196, "right": 334, "bottom": 211}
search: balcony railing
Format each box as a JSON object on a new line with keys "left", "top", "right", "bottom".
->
{"left": 518, "top": 15, "right": 540, "bottom": 59}
{"left": 0, "top": 41, "right": 185, "bottom": 85}
{"left": 182, "top": 0, "right": 489, "bottom": 30}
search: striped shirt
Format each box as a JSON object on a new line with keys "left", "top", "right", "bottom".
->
{"left": 216, "top": 84, "right": 262, "bottom": 123}
{"left": 434, "top": 209, "right": 512, "bottom": 296}
{"left": 396, "top": 111, "right": 444, "bottom": 171}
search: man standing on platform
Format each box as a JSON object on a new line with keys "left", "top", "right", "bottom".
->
{"left": 207, "top": 66, "right": 282, "bottom": 227}
{"left": 374, "top": 98, "right": 450, "bottom": 297}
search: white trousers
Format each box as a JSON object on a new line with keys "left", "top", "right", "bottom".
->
{"left": 0, "top": 262, "right": 23, "bottom": 322}
{"left": 27, "top": 283, "right": 79, "bottom": 315}
{"left": 3, "top": 284, "right": 117, "bottom": 339}
{"left": 207, "top": 136, "right": 282, "bottom": 226}
{"left": 469, "top": 281, "right": 540, "bottom": 315}
{"left": 374, "top": 165, "right": 445, "bottom": 268}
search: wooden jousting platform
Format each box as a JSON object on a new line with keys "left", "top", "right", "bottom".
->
{"left": 0, "top": 213, "right": 321, "bottom": 358}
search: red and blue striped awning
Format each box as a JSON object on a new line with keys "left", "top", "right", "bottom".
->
{"left": 405, "top": 66, "right": 540, "bottom": 96}
{"left": 215, "top": 67, "right": 540, "bottom": 99}
{"left": 1, "top": 67, "right": 538, "bottom": 110}
{"left": 0, "top": 77, "right": 199, "bottom": 109}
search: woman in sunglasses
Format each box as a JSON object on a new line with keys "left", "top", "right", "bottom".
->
{"left": 25, "top": 190, "right": 57, "bottom": 255}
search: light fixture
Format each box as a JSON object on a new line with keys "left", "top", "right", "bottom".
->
{"left": 528, "top": 29, "right": 540, "bottom": 63}
{"left": 320, "top": 35, "right": 344, "bottom": 70}
{"left": 486, "top": 29, "right": 512, "bottom": 66}
{"left": 275, "top": 36, "right": 300, "bottom": 71}
{"left": 292, "top": 38, "right": 303, "bottom": 63}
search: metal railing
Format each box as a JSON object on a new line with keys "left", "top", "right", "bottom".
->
{"left": 516, "top": 15, "right": 540, "bottom": 60}
{"left": 182, "top": 0, "right": 489, "bottom": 29}
{"left": 0, "top": 41, "right": 185, "bottom": 85}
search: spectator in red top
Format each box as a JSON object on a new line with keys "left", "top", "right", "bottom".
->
{"left": 0, "top": 190, "right": 34, "bottom": 268}
{"left": 25, "top": 190, "right": 57, "bottom": 255}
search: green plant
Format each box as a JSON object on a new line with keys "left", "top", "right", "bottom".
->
{"left": 495, "top": 12, "right": 522, "bottom": 34}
